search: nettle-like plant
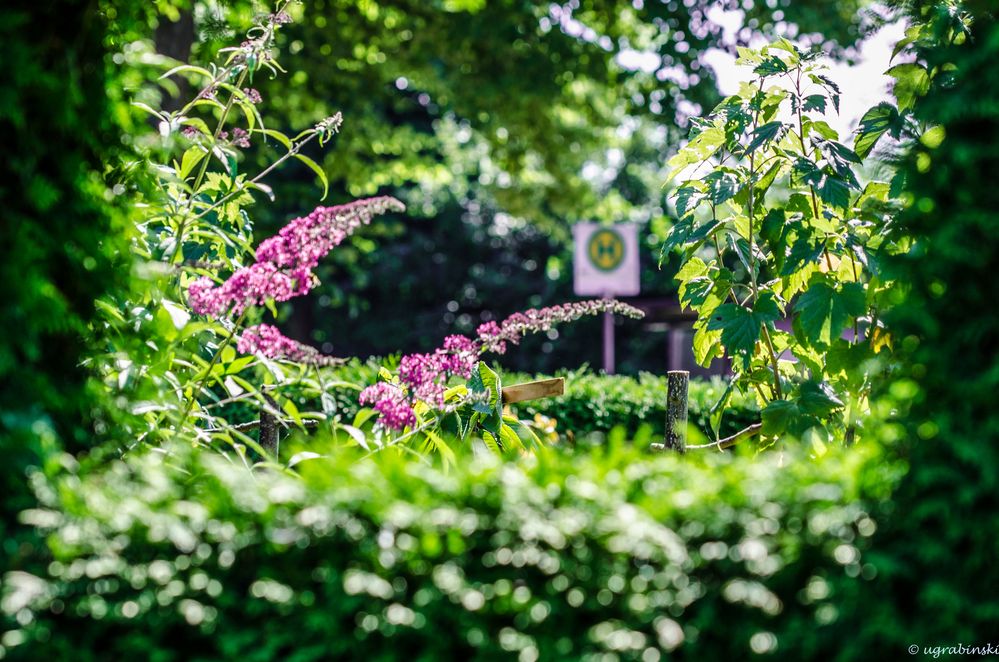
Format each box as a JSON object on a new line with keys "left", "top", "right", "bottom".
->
{"left": 662, "top": 39, "right": 910, "bottom": 448}
{"left": 99, "top": 2, "right": 641, "bottom": 465}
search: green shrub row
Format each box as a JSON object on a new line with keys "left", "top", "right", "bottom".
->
{"left": 312, "top": 360, "right": 759, "bottom": 442}
{"left": 1, "top": 440, "right": 900, "bottom": 660}
{"left": 503, "top": 369, "right": 758, "bottom": 442}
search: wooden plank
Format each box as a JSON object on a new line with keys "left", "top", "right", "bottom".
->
{"left": 501, "top": 377, "right": 565, "bottom": 405}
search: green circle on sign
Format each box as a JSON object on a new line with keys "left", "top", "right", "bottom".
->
{"left": 587, "top": 228, "right": 626, "bottom": 272}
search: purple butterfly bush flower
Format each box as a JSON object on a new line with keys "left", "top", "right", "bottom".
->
{"left": 238, "top": 324, "right": 344, "bottom": 367}
{"left": 361, "top": 299, "right": 644, "bottom": 430}
{"left": 359, "top": 382, "right": 416, "bottom": 430}
{"left": 231, "top": 127, "right": 251, "bottom": 148}
{"left": 187, "top": 196, "right": 405, "bottom": 317}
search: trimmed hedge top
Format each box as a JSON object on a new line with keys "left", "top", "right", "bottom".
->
{"left": 2, "top": 440, "right": 900, "bottom": 660}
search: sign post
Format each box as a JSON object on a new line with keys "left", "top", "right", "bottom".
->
{"left": 572, "top": 223, "right": 640, "bottom": 374}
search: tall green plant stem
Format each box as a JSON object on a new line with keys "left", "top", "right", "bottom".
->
{"left": 169, "top": 67, "right": 249, "bottom": 265}
{"left": 746, "top": 79, "right": 784, "bottom": 400}
{"left": 173, "top": 310, "right": 247, "bottom": 441}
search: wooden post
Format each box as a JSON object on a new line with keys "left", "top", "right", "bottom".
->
{"left": 664, "top": 370, "right": 689, "bottom": 454}
{"left": 258, "top": 393, "right": 280, "bottom": 453}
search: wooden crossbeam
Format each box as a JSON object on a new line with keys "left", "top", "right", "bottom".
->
{"left": 501, "top": 377, "right": 565, "bottom": 405}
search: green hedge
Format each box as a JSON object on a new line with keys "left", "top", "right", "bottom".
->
{"left": 504, "top": 370, "right": 758, "bottom": 442}
{"left": 1, "top": 440, "right": 900, "bottom": 660}
{"left": 314, "top": 361, "right": 759, "bottom": 441}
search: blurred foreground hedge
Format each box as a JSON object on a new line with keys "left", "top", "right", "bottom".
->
{"left": 1, "top": 441, "right": 900, "bottom": 660}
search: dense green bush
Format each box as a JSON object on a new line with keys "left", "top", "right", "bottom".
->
{"left": 505, "top": 370, "right": 759, "bottom": 442}
{"left": 833, "top": 5, "right": 999, "bottom": 654}
{"left": 307, "top": 360, "right": 759, "bottom": 442}
{"left": 1, "top": 440, "right": 899, "bottom": 660}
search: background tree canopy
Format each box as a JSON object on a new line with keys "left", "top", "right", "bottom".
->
{"left": 136, "top": 0, "right": 872, "bottom": 371}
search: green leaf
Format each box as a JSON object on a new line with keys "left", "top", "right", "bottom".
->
{"left": 754, "top": 160, "right": 783, "bottom": 197}
{"left": 293, "top": 153, "right": 329, "bottom": 200}
{"left": 423, "top": 429, "right": 457, "bottom": 466}
{"left": 795, "top": 276, "right": 866, "bottom": 347}
{"left": 704, "top": 169, "right": 740, "bottom": 205}
{"left": 797, "top": 380, "right": 844, "bottom": 417}
{"left": 160, "top": 64, "right": 214, "bottom": 80}
{"left": 179, "top": 148, "right": 208, "bottom": 180}
{"left": 691, "top": 322, "right": 722, "bottom": 367}
{"left": 745, "top": 121, "right": 785, "bottom": 155}
{"left": 816, "top": 174, "right": 851, "bottom": 209}
{"left": 802, "top": 94, "right": 827, "bottom": 113}
{"left": 854, "top": 102, "right": 902, "bottom": 157}
{"left": 810, "top": 74, "right": 841, "bottom": 113}
{"left": 674, "top": 186, "right": 705, "bottom": 217}
{"left": 886, "top": 63, "right": 930, "bottom": 111}
{"left": 257, "top": 128, "right": 293, "bottom": 150}
{"left": 706, "top": 292, "right": 781, "bottom": 361}
{"left": 468, "top": 362, "right": 502, "bottom": 436}
{"left": 761, "top": 399, "right": 798, "bottom": 436}
{"left": 709, "top": 378, "right": 737, "bottom": 440}
{"left": 815, "top": 139, "right": 861, "bottom": 187}
{"left": 754, "top": 55, "right": 788, "bottom": 76}
{"left": 498, "top": 423, "right": 524, "bottom": 452}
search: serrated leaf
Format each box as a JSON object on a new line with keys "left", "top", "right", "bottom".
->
{"left": 886, "top": 63, "right": 930, "bottom": 111}
{"left": 754, "top": 54, "right": 789, "bottom": 76}
{"left": 674, "top": 186, "right": 705, "bottom": 217}
{"left": 761, "top": 399, "right": 797, "bottom": 437}
{"left": 795, "top": 276, "right": 866, "bottom": 347}
{"left": 854, "top": 102, "right": 902, "bottom": 157}
{"left": 810, "top": 74, "right": 841, "bottom": 113}
{"left": 704, "top": 169, "right": 740, "bottom": 205}
{"left": 802, "top": 94, "right": 827, "bottom": 113}
{"left": 816, "top": 174, "right": 851, "bottom": 209}
{"left": 692, "top": 322, "right": 722, "bottom": 367}
{"left": 797, "top": 380, "right": 843, "bottom": 417}
{"left": 745, "top": 121, "right": 785, "bottom": 155}
{"left": 706, "top": 292, "right": 781, "bottom": 361}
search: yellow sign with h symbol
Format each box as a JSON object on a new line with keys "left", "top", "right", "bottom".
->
{"left": 587, "top": 228, "right": 625, "bottom": 271}
{"left": 572, "top": 223, "right": 640, "bottom": 297}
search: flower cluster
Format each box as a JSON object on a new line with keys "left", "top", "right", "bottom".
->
{"left": 187, "top": 196, "right": 405, "bottom": 317}
{"left": 237, "top": 324, "right": 345, "bottom": 367}
{"left": 476, "top": 299, "right": 644, "bottom": 354}
{"left": 361, "top": 299, "right": 645, "bottom": 430}
{"left": 398, "top": 334, "right": 478, "bottom": 407}
{"left": 231, "top": 127, "right": 251, "bottom": 148}
{"left": 359, "top": 382, "right": 416, "bottom": 430}
{"left": 243, "top": 88, "right": 262, "bottom": 104}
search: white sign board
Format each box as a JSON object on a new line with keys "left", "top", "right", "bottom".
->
{"left": 572, "top": 223, "right": 640, "bottom": 296}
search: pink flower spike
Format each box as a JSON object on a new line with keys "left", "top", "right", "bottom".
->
{"left": 238, "top": 323, "right": 345, "bottom": 367}
{"left": 359, "top": 382, "right": 416, "bottom": 430}
{"left": 186, "top": 196, "right": 405, "bottom": 319}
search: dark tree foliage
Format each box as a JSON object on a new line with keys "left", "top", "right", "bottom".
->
{"left": 860, "top": 4, "right": 999, "bottom": 650}
{"left": 0, "top": 1, "right": 134, "bottom": 542}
